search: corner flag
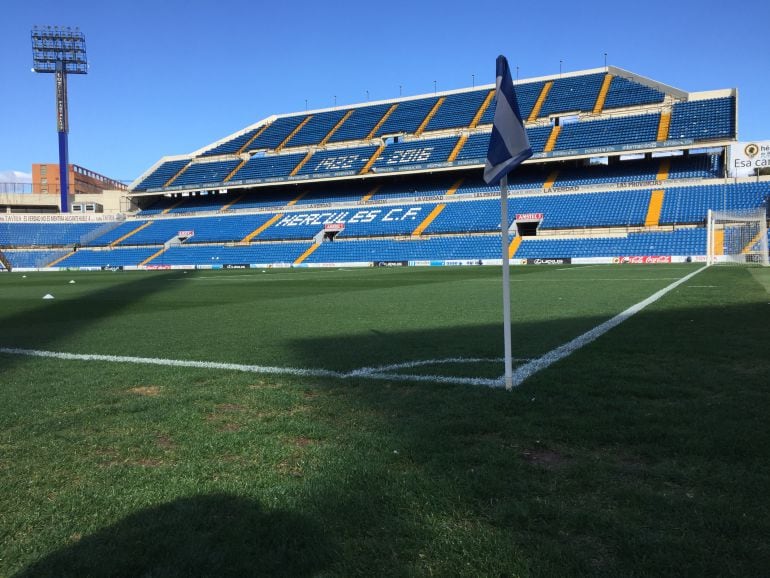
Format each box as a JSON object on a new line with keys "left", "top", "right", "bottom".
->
{"left": 483, "top": 55, "right": 532, "bottom": 185}
{"left": 485, "top": 55, "right": 531, "bottom": 390}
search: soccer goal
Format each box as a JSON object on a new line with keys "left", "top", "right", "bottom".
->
{"left": 707, "top": 208, "right": 769, "bottom": 266}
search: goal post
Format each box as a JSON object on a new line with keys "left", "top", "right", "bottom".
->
{"left": 707, "top": 208, "right": 769, "bottom": 266}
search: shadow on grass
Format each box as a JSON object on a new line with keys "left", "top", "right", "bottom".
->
{"left": 16, "top": 493, "right": 333, "bottom": 577}
{"left": 279, "top": 277, "right": 770, "bottom": 575}
{"left": 0, "top": 271, "right": 181, "bottom": 375}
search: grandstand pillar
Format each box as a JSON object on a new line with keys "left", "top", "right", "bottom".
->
{"left": 55, "top": 66, "right": 71, "bottom": 212}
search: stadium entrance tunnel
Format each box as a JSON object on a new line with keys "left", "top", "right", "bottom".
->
{"left": 514, "top": 218, "right": 542, "bottom": 237}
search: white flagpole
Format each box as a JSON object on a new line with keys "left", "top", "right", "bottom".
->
{"left": 500, "top": 175, "right": 513, "bottom": 389}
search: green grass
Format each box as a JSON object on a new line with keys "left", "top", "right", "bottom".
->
{"left": 0, "top": 265, "right": 768, "bottom": 576}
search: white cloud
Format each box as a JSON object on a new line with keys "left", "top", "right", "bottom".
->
{"left": 0, "top": 170, "right": 32, "bottom": 183}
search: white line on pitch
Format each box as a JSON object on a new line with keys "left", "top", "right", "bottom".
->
{"left": 348, "top": 357, "right": 512, "bottom": 376}
{"left": 508, "top": 265, "right": 707, "bottom": 388}
{"left": 0, "top": 347, "right": 505, "bottom": 387}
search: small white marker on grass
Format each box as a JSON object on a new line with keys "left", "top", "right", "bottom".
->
{"left": 69, "top": 280, "right": 76, "bottom": 284}
{"left": 42, "top": 294, "right": 54, "bottom": 300}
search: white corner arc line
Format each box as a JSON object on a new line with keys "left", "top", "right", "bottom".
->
{"left": 509, "top": 265, "right": 707, "bottom": 388}
{"left": 349, "top": 357, "right": 513, "bottom": 376}
{"left": 0, "top": 347, "right": 505, "bottom": 387}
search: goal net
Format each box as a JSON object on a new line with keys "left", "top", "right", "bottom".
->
{"left": 707, "top": 208, "right": 769, "bottom": 266}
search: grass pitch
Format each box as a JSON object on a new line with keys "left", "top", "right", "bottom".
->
{"left": 1, "top": 265, "right": 768, "bottom": 576}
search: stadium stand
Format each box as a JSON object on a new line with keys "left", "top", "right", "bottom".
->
{"left": 2, "top": 65, "right": 766, "bottom": 271}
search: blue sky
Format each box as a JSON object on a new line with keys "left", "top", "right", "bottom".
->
{"left": 1, "top": 0, "right": 768, "bottom": 185}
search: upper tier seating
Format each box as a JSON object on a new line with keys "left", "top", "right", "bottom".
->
{"left": 539, "top": 73, "right": 606, "bottom": 117}
{"left": 375, "top": 97, "right": 439, "bottom": 136}
{"left": 134, "top": 159, "right": 190, "bottom": 192}
{"left": 284, "top": 109, "right": 349, "bottom": 148}
{"left": 604, "top": 76, "right": 665, "bottom": 109}
{"left": 425, "top": 90, "right": 491, "bottom": 132}
{"left": 326, "top": 103, "right": 394, "bottom": 144}
{"left": 247, "top": 116, "right": 307, "bottom": 150}
{"left": 669, "top": 98, "right": 735, "bottom": 141}
{"left": 201, "top": 127, "right": 261, "bottom": 157}
{"left": 170, "top": 159, "right": 242, "bottom": 188}
{"left": 228, "top": 152, "right": 306, "bottom": 183}
{"left": 479, "top": 81, "right": 544, "bottom": 125}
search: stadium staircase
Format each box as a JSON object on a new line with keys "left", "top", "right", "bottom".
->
{"left": 164, "top": 164, "right": 191, "bottom": 188}
{"left": 220, "top": 192, "right": 246, "bottom": 212}
{"left": 276, "top": 116, "right": 312, "bottom": 151}
{"left": 162, "top": 199, "right": 186, "bottom": 214}
{"left": 45, "top": 250, "right": 75, "bottom": 268}
{"left": 320, "top": 110, "right": 354, "bottom": 145}
{"left": 139, "top": 247, "right": 166, "bottom": 266}
{"left": 367, "top": 104, "right": 398, "bottom": 139}
{"left": 224, "top": 158, "right": 249, "bottom": 183}
{"left": 508, "top": 236, "right": 523, "bottom": 258}
{"left": 290, "top": 151, "right": 315, "bottom": 177}
{"left": 592, "top": 74, "right": 613, "bottom": 114}
{"left": 544, "top": 125, "right": 562, "bottom": 153}
{"left": 657, "top": 111, "right": 671, "bottom": 141}
{"left": 657, "top": 158, "right": 671, "bottom": 181}
{"left": 240, "top": 214, "right": 284, "bottom": 244}
{"left": 294, "top": 242, "right": 321, "bottom": 265}
{"left": 360, "top": 144, "right": 386, "bottom": 175}
{"left": 544, "top": 170, "right": 559, "bottom": 189}
{"left": 237, "top": 123, "right": 271, "bottom": 154}
{"left": 471, "top": 90, "right": 495, "bottom": 128}
{"left": 360, "top": 184, "right": 381, "bottom": 202}
{"left": 644, "top": 190, "right": 666, "bottom": 227}
{"left": 415, "top": 97, "right": 445, "bottom": 136}
{"left": 111, "top": 221, "right": 153, "bottom": 247}
{"left": 528, "top": 81, "right": 553, "bottom": 121}
{"left": 448, "top": 135, "right": 468, "bottom": 162}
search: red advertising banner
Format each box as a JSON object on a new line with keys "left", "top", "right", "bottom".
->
{"left": 515, "top": 213, "right": 544, "bottom": 221}
{"left": 614, "top": 256, "right": 672, "bottom": 264}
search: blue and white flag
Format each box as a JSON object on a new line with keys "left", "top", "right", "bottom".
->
{"left": 483, "top": 55, "right": 532, "bottom": 185}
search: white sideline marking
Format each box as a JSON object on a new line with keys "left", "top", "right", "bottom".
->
{"left": 0, "top": 267, "right": 707, "bottom": 390}
{"left": 508, "top": 265, "right": 707, "bottom": 388}
{"left": 0, "top": 347, "right": 503, "bottom": 387}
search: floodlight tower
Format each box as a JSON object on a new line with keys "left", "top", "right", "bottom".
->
{"left": 31, "top": 26, "right": 88, "bottom": 213}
